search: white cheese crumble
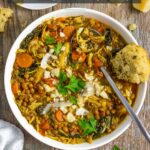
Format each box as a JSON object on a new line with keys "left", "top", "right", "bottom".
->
{"left": 51, "top": 68, "right": 60, "bottom": 77}
{"left": 40, "top": 53, "right": 51, "bottom": 69}
{"left": 44, "top": 70, "right": 50, "bottom": 78}
{"left": 67, "top": 112, "right": 76, "bottom": 122}
{"left": 85, "top": 73, "right": 94, "bottom": 81}
{"left": 43, "top": 84, "right": 54, "bottom": 92}
{"left": 76, "top": 107, "right": 89, "bottom": 116}
{"left": 60, "top": 32, "right": 65, "bottom": 37}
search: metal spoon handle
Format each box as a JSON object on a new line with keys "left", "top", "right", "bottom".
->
{"left": 100, "top": 67, "right": 150, "bottom": 143}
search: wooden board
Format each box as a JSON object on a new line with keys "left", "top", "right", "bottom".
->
{"left": 0, "top": 1, "right": 150, "bottom": 150}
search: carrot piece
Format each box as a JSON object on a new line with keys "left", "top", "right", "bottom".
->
{"left": 12, "top": 82, "right": 19, "bottom": 94}
{"left": 72, "top": 51, "right": 80, "bottom": 61}
{"left": 55, "top": 110, "right": 64, "bottom": 122}
{"left": 39, "top": 129, "right": 45, "bottom": 136}
{"left": 63, "top": 26, "right": 75, "bottom": 39}
{"left": 93, "top": 56, "right": 103, "bottom": 69}
{"left": 40, "top": 120, "right": 50, "bottom": 130}
{"left": 42, "top": 78, "right": 54, "bottom": 87}
{"left": 97, "top": 71, "right": 103, "bottom": 77}
{"left": 79, "top": 52, "right": 86, "bottom": 63}
{"left": 16, "top": 53, "right": 33, "bottom": 68}
{"left": 56, "top": 17, "right": 66, "bottom": 22}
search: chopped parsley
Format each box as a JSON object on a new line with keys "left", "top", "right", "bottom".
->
{"left": 69, "top": 96, "right": 77, "bottom": 105}
{"left": 54, "top": 43, "right": 62, "bottom": 55}
{"left": 57, "top": 83, "right": 68, "bottom": 95}
{"left": 65, "top": 76, "right": 85, "bottom": 93}
{"left": 78, "top": 117, "right": 97, "bottom": 136}
{"left": 45, "top": 36, "right": 56, "bottom": 45}
{"left": 113, "top": 145, "right": 120, "bottom": 150}
{"left": 59, "top": 71, "right": 67, "bottom": 83}
{"left": 57, "top": 72, "right": 85, "bottom": 95}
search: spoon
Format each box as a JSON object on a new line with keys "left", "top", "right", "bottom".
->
{"left": 100, "top": 66, "right": 150, "bottom": 143}
{"left": 71, "top": 27, "right": 150, "bottom": 143}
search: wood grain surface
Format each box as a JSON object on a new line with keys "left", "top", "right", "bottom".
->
{"left": 0, "top": 1, "right": 150, "bottom": 150}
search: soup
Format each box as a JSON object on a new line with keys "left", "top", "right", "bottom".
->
{"left": 11, "top": 16, "right": 137, "bottom": 144}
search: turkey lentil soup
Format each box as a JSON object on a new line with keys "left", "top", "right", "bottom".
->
{"left": 11, "top": 16, "right": 138, "bottom": 144}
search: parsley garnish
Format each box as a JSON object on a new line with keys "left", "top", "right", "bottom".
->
{"left": 54, "top": 43, "right": 62, "bottom": 55}
{"left": 65, "top": 76, "right": 85, "bottom": 93}
{"left": 113, "top": 145, "right": 120, "bottom": 150}
{"left": 78, "top": 117, "right": 97, "bottom": 136}
{"left": 45, "top": 36, "right": 56, "bottom": 45}
{"left": 57, "top": 83, "right": 68, "bottom": 95}
{"left": 59, "top": 71, "right": 67, "bottom": 83}
{"left": 57, "top": 72, "right": 85, "bottom": 95}
{"left": 69, "top": 96, "right": 77, "bottom": 105}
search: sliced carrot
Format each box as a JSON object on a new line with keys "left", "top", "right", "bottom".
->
{"left": 97, "top": 71, "right": 103, "bottom": 77}
{"left": 39, "top": 129, "right": 45, "bottom": 136}
{"left": 63, "top": 26, "right": 75, "bottom": 39}
{"left": 93, "top": 56, "right": 103, "bottom": 69}
{"left": 79, "top": 52, "right": 86, "bottom": 63}
{"left": 42, "top": 78, "right": 54, "bottom": 87}
{"left": 55, "top": 110, "right": 64, "bottom": 122}
{"left": 40, "top": 120, "right": 50, "bottom": 130}
{"left": 56, "top": 17, "right": 66, "bottom": 22}
{"left": 12, "top": 82, "right": 19, "bottom": 94}
{"left": 72, "top": 51, "right": 80, "bottom": 61}
{"left": 16, "top": 53, "right": 33, "bottom": 68}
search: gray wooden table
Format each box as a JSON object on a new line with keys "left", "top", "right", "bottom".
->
{"left": 0, "top": 1, "right": 150, "bottom": 150}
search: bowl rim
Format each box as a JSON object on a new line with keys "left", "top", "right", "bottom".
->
{"left": 4, "top": 8, "right": 147, "bottom": 150}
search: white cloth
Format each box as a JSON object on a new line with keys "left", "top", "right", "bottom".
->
{"left": 0, "top": 120, "right": 24, "bottom": 150}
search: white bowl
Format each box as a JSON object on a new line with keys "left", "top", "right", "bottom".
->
{"left": 4, "top": 8, "right": 147, "bottom": 150}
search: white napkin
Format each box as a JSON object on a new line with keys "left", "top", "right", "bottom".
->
{"left": 0, "top": 120, "right": 24, "bottom": 150}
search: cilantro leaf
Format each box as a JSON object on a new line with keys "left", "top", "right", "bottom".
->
{"left": 65, "top": 76, "right": 85, "bottom": 93}
{"left": 69, "top": 96, "right": 77, "bottom": 105}
{"left": 78, "top": 117, "right": 97, "bottom": 136}
{"left": 59, "top": 71, "right": 67, "bottom": 83}
{"left": 54, "top": 43, "right": 62, "bottom": 55}
{"left": 45, "top": 36, "right": 56, "bottom": 45}
{"left": 113, "top": 145, "right": 120, "bottom": 150}
{"left": 57, "top": 83, "right": 68, "bottom": 95}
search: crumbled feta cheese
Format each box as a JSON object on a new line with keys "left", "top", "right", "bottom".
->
{"left": 61, "top": 46, "right": 66, "bottom": 51}
{"left": 60, "top": 32, "right": 65, "bottom": 37}
{"left": 76, "top": 107, "right": 89, "bottom": 116}
{"left": 44, "top": 70, "right": 50, "bottom": 78}
{"left": 43, "top": 84, "right": 54, "bottom": 92}
{"left": 54, "top": 101, "right": 72, "bottom": 108}
{"left": 99, "top": 91, "right": 109, "bottom": 99}
{"left": 42, "top": 104, "right": 51, "bottom": 115}
{"left": 83, "top": 82, "right": 94, "bottom": 96}
{"left": 51, "top": 68, "right": 60, "bottom": 77}
{"left": 85, "top": 73, "right": 94, "bottom": 81}
{"left": 41, "top": 53, "right": 51, "bottom": 69}
{"left": 60, "top": 106, "right": 68, "bottom": 114}
{"left": 66, "top": 112, "right": 76, "bottom": 122}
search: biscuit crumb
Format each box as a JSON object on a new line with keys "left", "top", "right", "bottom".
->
{"left": 0, "top": 8, "right": 13, "bottom": 32}
{"left": 128, "top": 23, "right": 137, "bottom": 31}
